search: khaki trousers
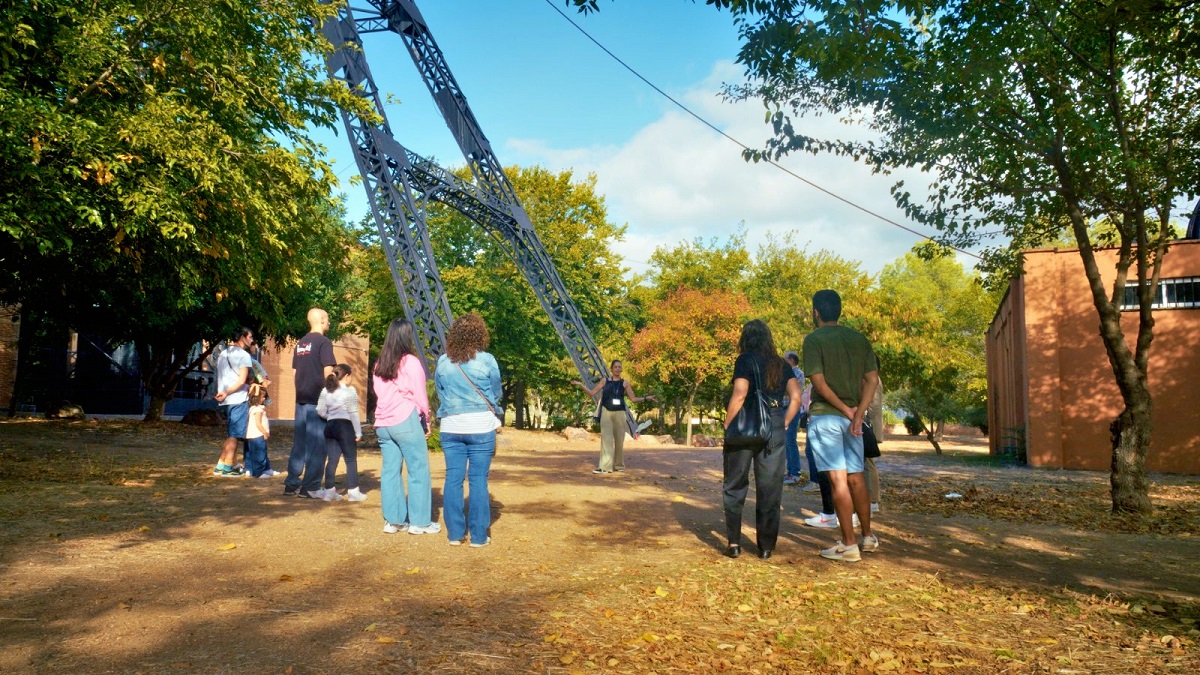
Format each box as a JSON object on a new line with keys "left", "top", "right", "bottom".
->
{"left": 598, "top": 408, "right": 627, "bottom": 471}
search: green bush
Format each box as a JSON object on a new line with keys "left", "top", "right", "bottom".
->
{"left": 902, "top": 414, "right": 924, "bottom": 436}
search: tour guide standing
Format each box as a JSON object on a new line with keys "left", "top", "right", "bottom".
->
{"left": 284, "top": 308, "right": 337, "bottom": 498}
{"left": 803, "top": 289, "right": 880, "bottom": 562}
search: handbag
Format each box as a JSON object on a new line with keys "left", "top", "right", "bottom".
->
{"left": 723, "top": 357, "right": 773, "bottom": 451}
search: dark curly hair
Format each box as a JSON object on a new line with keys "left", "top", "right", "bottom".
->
{"left": 445, "top": 313, "right": 490, "bottom": 363}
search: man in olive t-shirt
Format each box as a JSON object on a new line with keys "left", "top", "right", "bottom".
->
{"left": 802, "top": 289, "right": 880, "bottom": 562}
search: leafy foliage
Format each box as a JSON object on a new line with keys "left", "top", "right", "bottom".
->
{"left": 629, "top": 288, "right": 750, "bottom": 443}
{"left": 0, "top": 0, "right": 366, "bottom": 418}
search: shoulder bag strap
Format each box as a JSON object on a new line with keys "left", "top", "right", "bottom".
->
{"left": 455, "top": 361, "right": 498, "bottom": 416}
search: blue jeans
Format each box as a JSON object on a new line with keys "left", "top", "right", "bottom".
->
{"left": 784, "top": 412, "right": 801, "bottom": 476}
{"left": 377, "top": 413, "right": 432, "bottom": 528}
{"left": 285, "top": 403, "right": 327, "bottom": 491}
{"left": 243, "top": 437, "right": 270, "bottom": 477}
{"left": 440, "top": 431, "right": 496, "bottom": 545}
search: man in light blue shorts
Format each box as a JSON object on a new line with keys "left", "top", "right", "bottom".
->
{"left": 802, "top": 290, "right": 880, "bottom": 562}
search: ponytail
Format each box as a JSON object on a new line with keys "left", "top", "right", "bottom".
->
{"left": 325, "top": 363, "right": 352, "bottom": 393}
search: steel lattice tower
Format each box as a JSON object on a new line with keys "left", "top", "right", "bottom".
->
{"left": 323, "top": 0, "right": 636, "bottom": 434}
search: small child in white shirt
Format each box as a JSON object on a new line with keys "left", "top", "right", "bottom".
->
{"left": 316, "top": 364, "right": 365, "bottom": 501}
{"left": 243, "top": 384, "right": 278, "bottom": 478}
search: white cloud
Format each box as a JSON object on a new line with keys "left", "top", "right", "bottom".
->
{"left": 503, "top": 60, "right": 969, "bottom": 275}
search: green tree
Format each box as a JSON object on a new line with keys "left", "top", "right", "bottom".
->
{"left": 629, "top": 287, "right": 750, "bottom": 444}
{"left": 745, "top": 232, "right": 874, "bottom": 351}
{"left": 1, "top": 1, "right": 365, "bottom": 420}
{"left": 875, "top": 249, "right": 999, "bottom": 453}
{"left": 426, "top": 166, "right": 637, "bottom": 428}
{"left": 574, "top": 0, "right": 1200, "bottom": 512}
{"left": 647, "top": 232, "right": 751, "bottom": 298}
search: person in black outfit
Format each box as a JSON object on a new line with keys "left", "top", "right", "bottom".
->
{"left": 283, "top": 308, "right": 337, "bottom": 498}
{"left": 722, "top": 320, "right": 802, "bottom": 560}
{"left": 571, "top": 360, "right": 655, "bottom": 474}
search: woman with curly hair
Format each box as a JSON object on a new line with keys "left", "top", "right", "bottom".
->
{"left": 434, "top": 313, "right": 503, "bottom": 547}
{"left": 722, "top": 319, "right": 801, "bottom": 560}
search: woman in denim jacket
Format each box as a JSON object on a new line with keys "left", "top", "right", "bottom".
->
{"left": 434, "top": 313, "right": 503, "bottom": 547}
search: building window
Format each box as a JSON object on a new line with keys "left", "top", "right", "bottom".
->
{"left": 1121, "top": 277, "right": 1200, "bottom": 310}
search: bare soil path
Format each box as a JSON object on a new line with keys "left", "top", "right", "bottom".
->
{"left": 1, "top": 420, "right": 1197, "bottom": 673}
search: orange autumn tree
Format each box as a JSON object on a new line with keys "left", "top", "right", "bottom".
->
{"left": 630, "top": 287, "right": 750, "bottom": 445}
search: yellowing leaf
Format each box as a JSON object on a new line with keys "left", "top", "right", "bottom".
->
{"left": 376, "top": 637, "right": 397, "bottom": 644}
{"left": 405, "top": 567, "right": 419, "bottom": 575}
{"left": 559, "top": 655, "right": 575, "bottom": 665}
{"left": 673, "top": 495, "right": 684, "bottom": 502}
{"left": 137, "top": 525, "right": 150, "bottom": 532}
{"left": 655, "top": 586, "right": 669, "bottom": 597}
{"left": 217, "top": 543, "right": 237, "bottom": 551}
{"left": 641, "top": 632, "right": 659, "bottom": 642}
{"left": 543, "top": 634, "right": 559, "bottom": 643}
{"left": 737, "top": 604, "right": 752, "bottom": 612}
{"left": 364, "top": 623, "right": 377, "bottom": 632}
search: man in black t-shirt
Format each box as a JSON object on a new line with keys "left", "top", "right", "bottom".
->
{"left": 284, "top": 308, "right": 337, "bottom": 498}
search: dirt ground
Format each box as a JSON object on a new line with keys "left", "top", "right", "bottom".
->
{"left": 1, "top": 419, "right": 1197, "bottom": 673}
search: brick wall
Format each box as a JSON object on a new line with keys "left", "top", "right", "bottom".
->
{"left": 0, "top": 306, "right": 17, "bottom": 411}
{"left": 257, "top": 333, "right": 370, "bottom": 422}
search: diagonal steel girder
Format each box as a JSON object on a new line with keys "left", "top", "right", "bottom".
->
{"left": 326, "top": 1, "right": 637, "bottom": 435}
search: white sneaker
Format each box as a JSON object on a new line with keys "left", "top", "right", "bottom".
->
{"left": 805, "top": 513, "right": 839, "bottom": 528}
{"left": 345, "top": 487, "right": 367, "bottom": 502}
{"left": 382, "top": 523, "right": 408, "bottom": 534}
{"left": 861, "top": 534, "right": 879, "bottom": 553}
{"left": 259, "top": 469, "right": 280, "bottom": 478}
{"left": 853, "top": 513, "right": 861, "bottom": 527}
{"left": 800, "top": 481, "right": 820, "bottom": 493}
{"left": 820, "top": 541, "right": 861, "bottom": 562}
{"left": 469, "top": 537, "right": 492, "bottom": 548}
{"left": 408, "top": 522, "right": 442, "bottom": 535}
{"left": 870, "top": 502, "right": 880, "bottom": 514}
{"left": 321, "top": 488, "right": 343, "bottom": 501}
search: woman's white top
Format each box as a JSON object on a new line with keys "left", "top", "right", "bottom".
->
{"left": 317, "top": 383, "right": 363, "bottom": 438}
{"left": 439, "top": 410, "right": 501, "bottom": 435}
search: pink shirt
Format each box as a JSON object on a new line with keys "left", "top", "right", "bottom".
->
{"left": 373, "top": 353, "right": 430, "bottom": 428}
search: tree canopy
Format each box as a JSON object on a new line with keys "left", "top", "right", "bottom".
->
{"left": 1, "top": 0, "right": 365, "bottom": 418}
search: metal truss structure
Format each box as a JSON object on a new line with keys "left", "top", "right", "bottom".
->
{"left": 324, "top": 1, "right": 636, "bottom": 433}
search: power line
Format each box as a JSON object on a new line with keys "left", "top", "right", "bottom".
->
{"left": 542, "top": 0, "right": 982, "bottom": 261}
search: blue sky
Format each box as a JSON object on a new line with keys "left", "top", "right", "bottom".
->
{"left": 311, "top": 0, "right": 963, "bottom": 274}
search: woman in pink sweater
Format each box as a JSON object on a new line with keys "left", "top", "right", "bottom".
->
{"left": 372, "top": 318, "right": 439, "bottom": 535}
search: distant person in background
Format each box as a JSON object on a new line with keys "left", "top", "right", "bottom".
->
{"left": 373, "top": 318, "right": 438, "bottom": 535}
{"left": 571, "top": 360, "right": 655, "bottom": 474}
{"left": 212, "top": 327, "right": 254, "bottom": 477}
{"left": 316, "top": 363, "right": 365, "bottom": 502}
{"left": 246, "top": 343, "right": 272, "bottom": 406}
{"left": 863, "top": 367, "right": 884, "bottom": 513}
{"left": 782, "top": 351, "right": 806, "bottom": 486}
{"left": 283, "top": 308, "right": 336, "bottom": 499}
{"left": 435, "top": 313, "right": 503, "bottom": 547}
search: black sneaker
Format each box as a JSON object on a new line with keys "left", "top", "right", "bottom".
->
{"left": 297, "top": 487, "right": 318, "bottom": 499}
{"left": 283, "top": 485, "right": 299, "bottom": 496}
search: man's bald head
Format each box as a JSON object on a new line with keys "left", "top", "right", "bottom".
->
{"left": 307, "top": 308, "right": 329, "bottom": 334}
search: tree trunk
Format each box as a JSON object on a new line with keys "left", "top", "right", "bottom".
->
{"left": 511, "top": 380, "right": 527, "bottom": 429}
{"left": 1110, "top": 402, "right": 1153, "bottom": 513}
{"left": 919, "top": 415, "right": 942, "bottom": 455}
{"left": 145, "top": 394, "right": 168, "bottom": 422}
{"left": 685, "top": 389, "right": 697, "bottom": 447}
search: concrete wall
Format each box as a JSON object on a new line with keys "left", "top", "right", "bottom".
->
{"left": 987, "top": 240, "right": 1200, "bottom": 474}
{"left": 256, "top": 334, "right": 370, "bottom": 423}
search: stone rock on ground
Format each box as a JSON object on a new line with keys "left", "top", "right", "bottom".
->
{"left": 692, "top": 434, "right": 718, "bottom": 448}
{"left": 561, "top": 427, "right": 593, "bottom": 442}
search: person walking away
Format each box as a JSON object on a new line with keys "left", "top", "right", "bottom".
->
{"left": 284, "top": 308, "right": 336, "bottom": 499}
{"left": 803, "top": 290, "right": 880, "bottom": 562}
{"left": 434, "top": 313, "right": 503, "bottom": 547}
{"left": 243, "top": 384, "right": 276, "bottom": 478}
{"left": 571, "top": 360, "right": 655, "bottom": 474}
{"left": 722, "top": 320, "right": 802, "bottom": 560}
{"left": 316, "top": 364, "right": 365, "bottom": 502}
{"left": 212, "top": 327, "right": 255, "bottom": 477}
{"left": 373, "top": 318, "right": 438, "bottom": 535}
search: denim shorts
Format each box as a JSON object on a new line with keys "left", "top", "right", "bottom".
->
{"left": 807, "top": 414, "right": 864, "bottom": 474}
{"left": 224, "top": 402, "right": 249, "bottom": 440}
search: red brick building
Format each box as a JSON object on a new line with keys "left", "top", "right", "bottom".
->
{"left": 987, "top": 240, "right": 1200, "bottom": 474}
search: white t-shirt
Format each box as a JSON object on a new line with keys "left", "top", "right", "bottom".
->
{"left": 216, "top": 345, "right": 253, "bottom": 406}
